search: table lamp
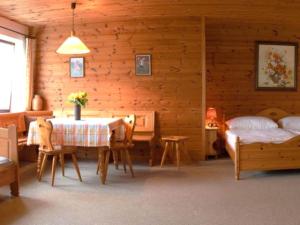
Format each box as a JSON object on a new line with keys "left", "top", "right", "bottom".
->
{"left": 206, "top": 107, "right": 218, "bottom": 128}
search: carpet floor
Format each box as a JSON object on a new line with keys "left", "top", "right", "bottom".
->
{"left": 1, "top": 159, "right": 300, "bottom": 225}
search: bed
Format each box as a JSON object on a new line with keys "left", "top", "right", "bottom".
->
{"left": 224, "top": 108, "right": 300, "bottom": 180}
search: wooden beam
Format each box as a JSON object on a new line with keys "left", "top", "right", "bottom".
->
{"left": 201, "top": 16, "right": 206, "bottom": 160}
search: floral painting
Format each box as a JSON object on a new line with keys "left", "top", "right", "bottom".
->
{"left": 256, "top": 41, "right": 298, "bottom": 90}
{"left": 70, "top": 57, "right": 85, "bottom": 78}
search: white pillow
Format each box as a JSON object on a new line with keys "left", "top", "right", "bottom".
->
{"left": 278, "top": 116, "right": 300, "bottom": 130}
{"left": 226, "top": 116, "right": 278, "bottom": 130}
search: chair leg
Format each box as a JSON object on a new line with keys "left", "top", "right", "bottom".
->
{"left": 10, "top": 167, "right": 19, "bottom": 197}
{"left": 125, "top": 149, "right": 134, "bottom": 177}
{"left": 149, "top": 140, "right": 154, "bottom": 167}
{"left": 96, "top": 150, "right": 101, "bottom": 175}
{"left": 39, "top": 154, "right": 48, "bottom": 181}
{"left": 175, "top": 142, "right": 180, "bottom": 169}
{"left": 71, "top": 154, "right": 82, "bottom": 182}
{"left": 37, "top": 151, "right": 44, "bottom": 178}
{"left": 121, "top": 150, "right": 127, "bottom": 173}
{"left": 160, "top": 141, "right": 169, "bottom": 167}
{"left": 104, "top": 150, "right": 111, "bottom": 181}
{"left": 60, "top": 153, "right": 65, "bottom": 176}
{"left": 112, "top": 151, "right": 119, "bottom": 169}
{"left": 51, "top": 156, "right": 57, "bottom": 186}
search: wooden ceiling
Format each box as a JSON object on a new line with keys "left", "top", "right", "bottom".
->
{"left": 1, "top": 0, "right": 300, "bottom": 27}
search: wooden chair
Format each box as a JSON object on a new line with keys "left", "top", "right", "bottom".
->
{"left": 36, "top": 118, "right": 82, "bottom": 186}
{"left": 131, "top": 111, "right": 155, "bottom": 166}
{"left": 111, "top": 111, "right": 156, "bottom": 166}
{"left": 97, "top": 114, "right": 136, "bottom": 182}
{"left": 0, "top": 125, "right": 19, "bottom": 196}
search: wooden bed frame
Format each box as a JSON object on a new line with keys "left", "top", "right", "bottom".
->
{"left": 224, "top": 108, "right": 300, "bottom": 180}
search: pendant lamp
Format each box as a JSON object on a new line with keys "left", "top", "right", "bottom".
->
{"left": 56, "top": 2, "right": 90, "bottom": 54}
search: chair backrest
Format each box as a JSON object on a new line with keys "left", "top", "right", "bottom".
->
{"left": 123, "top": 114, "right": 136, "bottom": 144}
{"left": 0, "top": 125, "right": 18, "bottom": 165}
{"left": 36, "top": 117, "right": 54, "bottom": 151}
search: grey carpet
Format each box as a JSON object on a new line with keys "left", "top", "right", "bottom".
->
{"left": 1, "top": 159, "right": 300, "bottom": 225}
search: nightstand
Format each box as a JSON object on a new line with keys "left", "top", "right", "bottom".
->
{"left": 205, "top": 127, "right": 219, "bottom": 159}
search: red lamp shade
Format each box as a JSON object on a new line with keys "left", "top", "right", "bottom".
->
{"left": 206, "top": 107, "right": 218, "bottom": 128}
{"left": 206, "top": 107, "right": 217, "bottom": 120}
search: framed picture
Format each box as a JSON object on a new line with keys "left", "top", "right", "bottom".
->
{"left": 135, "top": 54, "right": 151, "bottom": 75}
{"left": 256, "top": 41, "right": 298, "bottom": 91}
{"left": 70, "top": 57, "right": 85, "bottom": 78}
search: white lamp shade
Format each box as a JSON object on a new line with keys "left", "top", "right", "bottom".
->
{"left": 56, "top": 35, "right": 90, "bottom": 54}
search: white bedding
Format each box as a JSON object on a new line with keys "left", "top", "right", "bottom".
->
{"left": 226, "top": 128, "right": 296, "bottom": 151}
{"left": 285, "top": 129, "right": 300, "bottom": 135}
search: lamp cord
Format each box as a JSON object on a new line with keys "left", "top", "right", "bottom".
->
{"left": 71, "top": 2, "right": 76, "bottom": 35}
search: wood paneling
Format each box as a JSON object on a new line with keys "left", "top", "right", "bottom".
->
{"left": 35, "top": 17, "right": 204, "bottom": 159}
{"left": 206, "top": 18, "right": 300, "bottom": 121}
{"left": 0, "top": 16, "right": 28, "bottom": 35}
{"left": 2, "top": 1, "right": 300, "bottom": 27}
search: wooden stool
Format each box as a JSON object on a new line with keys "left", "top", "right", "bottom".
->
{"left": 160, "top": 136, "right": 190, "bottom": 169}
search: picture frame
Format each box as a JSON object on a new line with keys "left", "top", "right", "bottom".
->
{"left": 256, "top": 41, "right": 298, "bottom": 91}
{"left": 70, "top": 57, "right": 85, "bottom": 78}
{"left": 135, "top": 54, "right": 151, "bottom": 76}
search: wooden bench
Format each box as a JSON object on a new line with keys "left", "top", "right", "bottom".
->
{"left": 53, "top": 109, "right": 156, "bottom": 165}
{"left": 0, "top": 125, "right": 19, "bottom": 196}
{"left": 0, "top": 111, "right": 53, "bottom": 161}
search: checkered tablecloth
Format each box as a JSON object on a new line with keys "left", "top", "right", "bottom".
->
{"left": 27, "top": 118, "right": 124, "bottom": 147}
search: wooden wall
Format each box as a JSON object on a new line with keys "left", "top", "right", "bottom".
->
{"left": 206, "top": 18, "right": 300, "bottom": 121}
{"left": 35, "top": 17, "right": 205, "bottom": 160}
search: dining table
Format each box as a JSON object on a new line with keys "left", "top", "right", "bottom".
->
{"left": 27, "top": 117, "right": 124, "bottom": 184}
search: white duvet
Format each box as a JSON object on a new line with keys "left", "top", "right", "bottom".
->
{"left": 226, "top": 128, "right": 296, "bottom": 151}
{"left": 285, "top": 129, "right": 300, "bottom": 136}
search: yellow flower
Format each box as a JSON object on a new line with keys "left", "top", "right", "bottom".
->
{"left": 67, "top": 91, "right": 88, "bottom": 107}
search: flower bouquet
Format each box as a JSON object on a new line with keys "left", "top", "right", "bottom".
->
{"left": 67, "top": 91, "right": 88, "bottom": 120}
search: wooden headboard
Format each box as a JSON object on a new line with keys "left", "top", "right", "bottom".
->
{"left": 224, "top": 108, "right": 290, "bottom": 123}
{"left": 256, "top": 108, "right": 289, "bottom": 122}
{"left": 221, "top": 108, "right": 290, "bottom": 133}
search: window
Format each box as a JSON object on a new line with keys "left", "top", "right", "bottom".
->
{"left": 0, "top": 40, "right": 15, "bottom": 112}
{"left": 0, "top": 33, "right": 26, "bottom": 112}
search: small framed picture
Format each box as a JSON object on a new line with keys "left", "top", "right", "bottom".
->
{"left": 256, "top": 41, "right": 298, "bottom": 91}
{"left": 70, "top": 57, "right": 85, "bottom": 78}
{"left": 135, "top": 54, "right": 151, "bottom": 76}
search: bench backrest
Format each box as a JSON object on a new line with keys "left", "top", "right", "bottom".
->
{"left": 24, "top": 111, "right": 53, "bottom": 118}
{"left": 53, "top": 110, "right": 113, "bottom": 118}
{"left": 0, "top": 112, "right": 26, "bottom": 134}
{"left": 24, "top": 111, "right": 54, "bottom": 132}
{"left": 53, "top": 109, "right": 155, "bottom": 137}
{"left": 0, "top": 111, "right": 53, "bottom": 137}
{"left": 112, "top": 111, "right": 155, "bottom": 136}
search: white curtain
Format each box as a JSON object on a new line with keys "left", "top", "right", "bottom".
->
{"left": 10, "top": 36, "right": 26, "bottom": 112}
{"left": 25, "top": 38, "right": 36, "bottom": 111}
